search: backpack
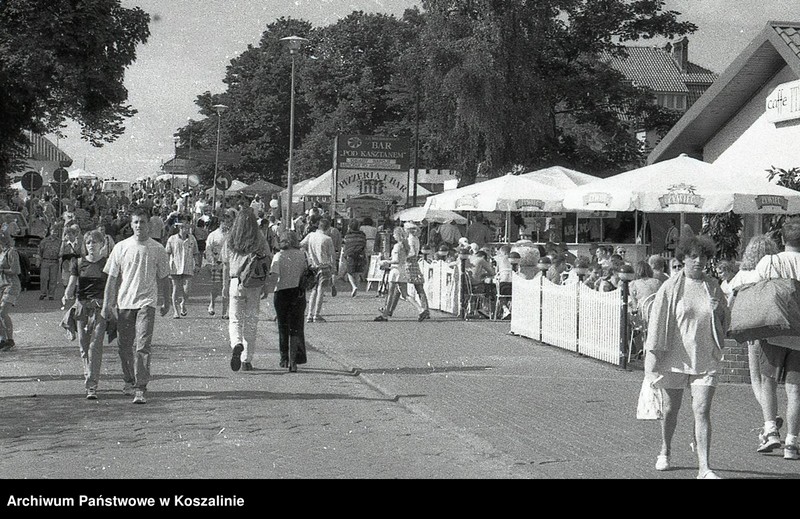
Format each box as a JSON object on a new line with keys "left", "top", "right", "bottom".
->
{"left": 237, "top": 252, "right": 270, "bottom": 288}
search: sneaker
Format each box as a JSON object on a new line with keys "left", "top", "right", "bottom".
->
{"left": 39, "top": 294, "right": 46, "bottom": 300}
{"left": 122, "top": 384, "right": 135, "bottom": 396}
{"left": 306, "top": 317, "right": 314, "bottom": 323}
{"left": 132, "top": 390, "right": 147, "bottom": 404}
{"left": 655, "top": 454, "right": 670, "bottom": 471}
{"left": 757, "top": 431, "right": 782, "bottom": 453}
{"left": 784, "top": 443, "right": 800, "bottom": 460}
{"left": 697, "top": 470, "right": 722, "bottom": 479}
{"left": 242, "top": 362, "right": 253, "bottom": 371}
{"left": 230, "top": 344, "right": 244, "bottom": 371}
{"left": 314, "top": 316, "right": 327, "bottom": 323}
{"left": 1, "top": 339, "right": 15, "bottom": 351}
{"left": 86, "top": 388, "right": 98, "bottom": 400}
{"left": 373, "top": 315, "right": 388, "bottom": 322}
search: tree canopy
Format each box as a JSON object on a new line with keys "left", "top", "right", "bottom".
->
{"left": 0, "top": 0, "right": 150, "bottom": 182}
{"left": 179, "top": 1, "right": 697, "bottom": 187}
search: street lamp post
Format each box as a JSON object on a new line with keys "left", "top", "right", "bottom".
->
{"left": 211, "top": 104, "right": 228, "bottom": 213}
{"left": 172, "top": 135, "right": 180, "bottom": 192}
{"left": 187, "top": 119, "right": 193, "bottom": 191}
{"left": 280, "top": 35, "right": 308, "bottom": 230}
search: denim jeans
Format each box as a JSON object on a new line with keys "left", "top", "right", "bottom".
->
{"left": 274, "top": 287, "right": 307, "bottom": 364}
{"left": 117, "top": 306, "right": 156, "bottom": 390}
{"left": 76, "top": 302, "right": 107, "bottom": 390}
{"left": 228, "top": 278, "right": 262, "bottom": 363}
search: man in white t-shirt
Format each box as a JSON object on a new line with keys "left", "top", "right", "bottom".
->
{"left": 101, "top": 207, "right": 170, "bottom": 405}
{"left": 753, "top": 218, "right": 800, "bottom": 460}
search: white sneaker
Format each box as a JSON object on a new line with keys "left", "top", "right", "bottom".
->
{"left": 784, "top": 443, "right": 800, "bottom": 460}
{"left": 655, "top": 454, "right": 670, "bottom": 471}
{"left": 132, "top": 390, "right": 147, "bottom": 404}
{"left": 86, "top": 388, "right": 97, "bottom": 400}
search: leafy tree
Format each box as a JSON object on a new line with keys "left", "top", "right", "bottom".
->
{"left": 764, "top": 165, "right": 800, "bottom": 244}
{"left": 417, "top": 0, "right": 696, "bottom": 184}
{"left": 0, "top": 0, "right": 150, "bottom": 183}
{"left": 702, "top": 212, "right": 742, "bottom": 261}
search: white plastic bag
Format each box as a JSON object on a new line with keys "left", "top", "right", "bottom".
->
{"left": 636, "top": 374, "right": 663, "bottom": 420}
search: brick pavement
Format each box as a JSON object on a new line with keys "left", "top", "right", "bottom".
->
{"left": 2, "top": 271, "right": 799, "bottom": 479}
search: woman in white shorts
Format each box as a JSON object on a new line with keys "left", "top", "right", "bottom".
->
{"left": 644, "top": 235, "right": 729, "bottom": 479}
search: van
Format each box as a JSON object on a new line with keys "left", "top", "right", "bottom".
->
{"left": 102, "top": 180, "right": 131, "bottom": 198}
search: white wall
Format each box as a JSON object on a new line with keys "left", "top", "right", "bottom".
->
{"left": 706, "top": 65, "right": 800, "bottom": 176}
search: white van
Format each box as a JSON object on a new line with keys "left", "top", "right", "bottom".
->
{"left": 102, "top": 180, "right": 131, "bottom": 198}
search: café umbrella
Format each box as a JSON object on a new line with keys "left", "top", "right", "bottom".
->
{"left": 562, "top": 154, "right": 800, "bottom": 214}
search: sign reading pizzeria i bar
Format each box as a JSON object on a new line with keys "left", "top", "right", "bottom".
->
{"left": 334, "top": 135, "right": 411, "bottom": 204}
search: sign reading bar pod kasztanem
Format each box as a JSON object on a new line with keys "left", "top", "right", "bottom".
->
{"left": 334, "top": 135, "right": 411, "bottom": 208}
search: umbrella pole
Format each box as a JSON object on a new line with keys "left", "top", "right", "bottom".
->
{"left": 635, "top": 210, "right": 639, "bottom": 244}
{"left": 575, "top": 214, "right": 579, "bottom": 244}
{"left": 505, "top": 209, "right": 510, "bottom": 242}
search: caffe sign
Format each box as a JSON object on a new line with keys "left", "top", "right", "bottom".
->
{"left": 755, "top": 194, "right": 788, "bottom": 211}
{"left": 766, "top": 79, "right": 800, "bottom": 124}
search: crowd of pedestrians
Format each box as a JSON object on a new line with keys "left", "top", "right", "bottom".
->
{"left": 3, "top": 177, "right": 800, "bottom": 480}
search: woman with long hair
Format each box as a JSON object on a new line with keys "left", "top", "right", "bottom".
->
{"left": 221, "top": 208, "right": 271, "bottom": 372}
{"left": 728, "top": 234, "right": 783, "bottom": 453}
{"left": 374, "top": 226, "right": 424, "bottom": 321}
{"left": 270, "top": 230, "right": 308, "bottom": 372}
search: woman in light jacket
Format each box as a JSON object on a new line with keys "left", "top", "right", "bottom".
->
{"left": 644, "top": 235, "right": 729, "bottom": 479}
{"left": 221, "top": 208, "right": 271, "bottom": 372}
{"left": 270, "top": 230, "right": 308, "bottom": 372}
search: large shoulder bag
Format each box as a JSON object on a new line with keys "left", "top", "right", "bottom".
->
{"left": 727, "top": 256, "right": 800, "bottom": 344}
{"left": 298, "top": 253, "right": 320, "bottom": 291}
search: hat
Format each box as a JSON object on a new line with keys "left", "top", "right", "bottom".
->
{"left": 403, "top": 221, "right": 419, "bottom": 230}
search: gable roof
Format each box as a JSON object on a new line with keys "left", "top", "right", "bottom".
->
{"left": 648, "top": 21, "right": 800, "bottom": 164}
{"left": 603, "top": 45, "right": 716, "bottom": 94}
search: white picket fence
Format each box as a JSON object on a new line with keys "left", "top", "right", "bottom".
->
{"left": 511, "top": 273, "right": 624, "bottom": 367}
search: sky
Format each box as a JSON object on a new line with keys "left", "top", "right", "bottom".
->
{"left": 51, "top": 0, "right": 800, "bottom": 182}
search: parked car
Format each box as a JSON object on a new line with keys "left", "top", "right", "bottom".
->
{"left": 0, "top": 210, "right": 40, "bottom": 288}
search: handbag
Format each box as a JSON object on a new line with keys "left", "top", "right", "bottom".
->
{"left": 727, "top": 256, "right": 800, "bottom": 345}
{"left": 636, "top": 374, "right": 663, "bottom": 420}
{"left": 298, "top": 253, "right": 319, "bottom": 291}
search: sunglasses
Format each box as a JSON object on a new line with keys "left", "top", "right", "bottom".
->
{"left": 671, "top": 263, "right": 683, "bottom": 269}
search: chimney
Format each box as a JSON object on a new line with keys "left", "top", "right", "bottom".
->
{"left": 671, "top": 36, "right": 688, "bottom": 72}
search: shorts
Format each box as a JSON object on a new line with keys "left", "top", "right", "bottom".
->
{"left": 169, "top": 273, "right": 193, "bottom": 281}
{"left": 210, "top": 264, "right": 224, "bottom": 284}
{"left": 0, "top": 284, "right": 19, "bottom": 307}
{"left": 759, "top": 342, "right": 800, "bottom": 385}
{"left": 345, "top": 255, "right": 364, "bottom": 274}
{"left": 655, "top": 372, "right": 718, "bottom": 390}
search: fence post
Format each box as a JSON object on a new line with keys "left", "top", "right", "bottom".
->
{"left": 618, "top": 265, "right": 636, "bottom": 369}
{"left": 537, "top": 257, "right": 551, "bottom": 342}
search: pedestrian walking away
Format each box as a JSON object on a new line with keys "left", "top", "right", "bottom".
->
{"left": 221, "top": 208, "right": 272, "bottom": 372}
{"left": 728, "top": 234, "right": 784, "bottom": 453}
{"left": 300, "top": 217, "right": 335, "bottom": 323}
{"left": 752, "top": 218, "right": 800, "bottom": 461}
{"left": 101, "top": 207, "right": 170, "bottom": 404}
{"left": 271, "top": 229, "right": 308, "bottom": 372}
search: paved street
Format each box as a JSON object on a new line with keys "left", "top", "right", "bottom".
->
{"left": 2, "top": 270, "right": 799, "bottom": 480}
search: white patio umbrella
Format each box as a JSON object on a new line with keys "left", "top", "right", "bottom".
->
{"left": 520, "top": 166, "right": 598, "bottom": 189}
{"left": 393, "top": 206, "right": 467, "bottom": 225}
{"left": 425, "top": 172, "right": 567, "bottom": 213}
{"left": 562, "top": 154, "right": 800, "bottom": 214}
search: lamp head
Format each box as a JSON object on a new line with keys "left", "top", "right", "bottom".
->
{"left": 212, "top": 104, "right": 228, "bottom": 115}
{"left": 280, "top": 35, "right": 308, "bottom": 54}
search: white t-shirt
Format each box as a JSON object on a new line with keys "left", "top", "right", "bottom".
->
{"left": 104, "top": 236, "right": 170, "bottom": 309}
{"left": 271, "top": 248, "right": 306, "bottom": 291}
{"left": 165, "top": 233, "right": 199, "bottom": 275}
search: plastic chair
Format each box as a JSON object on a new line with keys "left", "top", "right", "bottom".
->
{"left": 464, "top": 277, "right": 489, "bottom": 320}
{"left": 491, "top": 280, "right": 512, "bottom": 320}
